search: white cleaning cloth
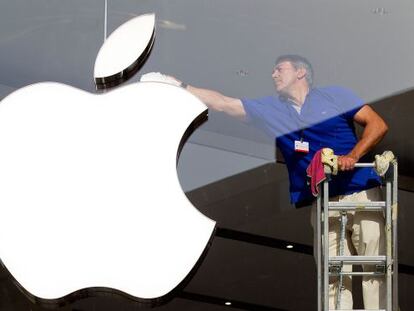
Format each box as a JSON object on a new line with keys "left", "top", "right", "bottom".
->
{"left": 140, "top": 72, "right": 181, "bottom": 87}
{"left": 321, "top": 148, "right": 338, "bottom": 175}
{"left": 374, "top": 150, "right": 395, "bottom": 176}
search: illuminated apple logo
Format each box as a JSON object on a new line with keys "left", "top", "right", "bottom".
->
{"left": 0, "top": 13, "right": 215, "bottom": 305}
{"left": 94, "top": 13, "right": 156, "bottom": 89}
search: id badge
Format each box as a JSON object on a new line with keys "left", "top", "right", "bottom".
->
{"left": 294, "top": 140, "right": 309, "bottom": 153}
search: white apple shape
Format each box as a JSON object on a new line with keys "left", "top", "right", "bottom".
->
{"left": 0, "top": 81, "right": 216, "bottom": 300}
{"left": 94, "top": 13, "right": 156, "bottom": 88}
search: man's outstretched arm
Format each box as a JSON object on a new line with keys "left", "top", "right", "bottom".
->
{"left": 185, "top": 84, "right": 246, "bottom": 120}
{"left": 338, "top": 105, "right": 388, "bottom": 171}
{"left": 140, "top": 73, "right": 247, "bottom": 120}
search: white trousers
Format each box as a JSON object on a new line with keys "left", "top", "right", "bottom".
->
{"left": 311, "top": 187, "right": 386, "bottom": 310}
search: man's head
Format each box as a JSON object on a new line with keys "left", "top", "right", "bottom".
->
{"left": 272, "top": 55, "right": 313, "bottom": 95}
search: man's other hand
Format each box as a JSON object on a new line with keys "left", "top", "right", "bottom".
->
{"left": 338, "top": 155, "right": 358, "bottom": 171}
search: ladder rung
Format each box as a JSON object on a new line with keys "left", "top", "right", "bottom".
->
{"left": 329, "top": 271, "right": 384, "bottom": 276}
{"left": 329, "top": 256, "right": 386, "bottom": 264}
{"left": 328, "top": 201, "right": 385, "bottom": 211}
{"left": 354, "top": 163, "right": 375, "bottom": 168}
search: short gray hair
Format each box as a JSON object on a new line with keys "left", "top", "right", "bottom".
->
{"left": 275, "top": 55, "right": 314, "bottom": 88}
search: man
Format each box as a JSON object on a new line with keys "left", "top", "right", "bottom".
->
{"left": 152, "top": 54, "right": 388, "bottom": 309}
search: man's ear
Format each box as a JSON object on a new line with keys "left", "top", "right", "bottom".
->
{"left": 297, "top": 67, "right": 307, "bottom": 80}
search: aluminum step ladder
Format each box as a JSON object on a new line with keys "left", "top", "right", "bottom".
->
{"left": 316, "top": 160, "right": 398, "bottom": 311}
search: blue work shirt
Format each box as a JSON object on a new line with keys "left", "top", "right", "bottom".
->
{"left": 242, "top": 86, "right": 381, "bottom": 204}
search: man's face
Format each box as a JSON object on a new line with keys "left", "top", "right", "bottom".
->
{"left": 271, "top": 61, "right": 301, "bottom": 95}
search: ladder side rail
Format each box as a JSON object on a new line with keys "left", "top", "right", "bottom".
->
{"left": 317, "top": 187, "right": 322, "bottom": 311}
{"left": 392, "top": 161, "right": 398, "bottom": 311}
{"left": 323, "top": 179, "right": 330, "bottom": 311}
{"left": 386, "top": 178, "right": 392, "bottom": 311}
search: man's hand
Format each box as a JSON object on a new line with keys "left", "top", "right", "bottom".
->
{"left": 338, "top": 154, "right": 358, "bottom": 171}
